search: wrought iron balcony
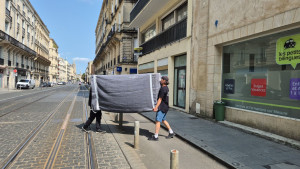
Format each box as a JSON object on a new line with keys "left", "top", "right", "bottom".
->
{"left": 0, "top": 58, "right": 4, "bottom": 65}
{"left": 140, "top": 18, "right": 187, "bottom": 55}
{"left": 130, "top": 0, "right": 150, "bottom": 22}
{"left": 118, "top": 55, "right": 137, "bottom": 64}
{"left": 8, "top": 60, "right": 11, "bottom": 66}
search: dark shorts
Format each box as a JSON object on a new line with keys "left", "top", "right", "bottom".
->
{"left": 156, "top": 111, "right": 167, "bottom": 122}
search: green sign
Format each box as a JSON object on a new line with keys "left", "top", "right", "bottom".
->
{"left": 276, "top": 34, "right": 300, "bottom": 69}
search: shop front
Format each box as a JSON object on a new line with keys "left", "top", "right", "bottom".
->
{"left": 222, "top": 28, "right": 300, "bottom": 119}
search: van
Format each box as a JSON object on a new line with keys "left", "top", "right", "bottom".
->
{"left": 16, "top": 79, "right": 35, "bottom": 89}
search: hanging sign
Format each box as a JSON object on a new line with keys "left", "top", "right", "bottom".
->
{"left": 276, "top": 34, "right": 300, "bottom": 69}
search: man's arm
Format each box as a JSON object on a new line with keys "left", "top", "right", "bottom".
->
{"left": 153, "top": 97, "right": 162, "bottom": 112}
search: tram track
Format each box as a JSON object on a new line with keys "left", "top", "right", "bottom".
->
{"left": 0, "top": 87, "right": 78, "bottom": 169}
{"left": 82, "top": 86, "right": 98, "bottom": 169}
{"left": 0, "top": 91, "right": 55, "bottom": 118}
{"left": 0, "top": 87, "right": 67, "bottom": 117}
{"left": 0, "top": 86, "right": 66, "bottom": 103}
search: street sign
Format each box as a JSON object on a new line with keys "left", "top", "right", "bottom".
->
{"left": 13, "top": 69, "right": 17, "bottom": 73}
{"left": 15, "top": 73, "right": 18, "bottom": 76}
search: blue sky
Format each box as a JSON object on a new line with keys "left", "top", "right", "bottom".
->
{"left": 30, "top": 0, "right": 103, "bottom": 74}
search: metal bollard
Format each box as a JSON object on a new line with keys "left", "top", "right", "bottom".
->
{"left": 170, "top": 149, "right": 179, "bottom": 169}
{"left": 119, "top": 113, "right": 123, "bottom": 127}
{"left": 134, "top": 121, "right": 139, "bottom": 149}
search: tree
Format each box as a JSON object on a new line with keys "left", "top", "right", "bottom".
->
{"left": 81, "top": 73, "right": 86, "bottom": 82}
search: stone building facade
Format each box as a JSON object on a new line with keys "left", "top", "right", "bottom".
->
{"left": 129, "top": 0, "right": 300, "bottom": 141}
{"left": 94, "top": 0, "right": 138, "bottom": 76}
{"left": 190, "top": 0, "right": 300, "bottom": 141}
{"left": 49, "top": 38, "right": 58, "bottom": 83}
{"left": 130, "top": 0, "right": 191, "bottom": 111}
{"left": 0, "top": 0, "right": 51, "bottom": 88}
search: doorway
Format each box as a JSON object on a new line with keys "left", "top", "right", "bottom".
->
{"left": 174, "top": 55, "right": 186, "bottom": 108}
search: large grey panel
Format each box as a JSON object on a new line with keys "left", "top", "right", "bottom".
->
{"left": 90, "top": 74, "right": 161, "bottom": 113}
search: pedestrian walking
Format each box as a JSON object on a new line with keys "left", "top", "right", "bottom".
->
{"left": 148, "top": 76, "right": 175, "bottom": 141}
{"left": 82, "top": 87, "right": 106, "bottom": 133}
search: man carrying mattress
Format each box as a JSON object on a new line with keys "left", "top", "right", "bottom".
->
{"left": 148, "top": 76, "right": 175, "bottom": 141}
{"left": 82, "top": 86, "right": 106, "bottom": 133}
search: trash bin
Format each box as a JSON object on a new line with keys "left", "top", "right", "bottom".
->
{"left": 214, "top": 101, "right": 225, "bottom": 121}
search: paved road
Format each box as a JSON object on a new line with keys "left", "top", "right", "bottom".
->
{"left": 0, "top": 85, "right": 227, "bottom": 169}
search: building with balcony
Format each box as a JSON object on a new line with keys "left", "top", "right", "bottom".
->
{"left": 49, "top": 38, "right": 59, "bottom": 82}
{"left": 58, "top": 57, "right": 67, "bottom": 82}
{"left": 130, "top": 0, "right": 190, "bottom": 111}
{"left": 85, "top": 61, "right": 94, "bottom": 83}
{"left": 129, "top": 0, "right": 300, "bottom": 141}
{"left": 93, "top": 0, "right": 138, "bottom": 76}
{"left": 0, "top": 0, "right": 51, "bottom": 88}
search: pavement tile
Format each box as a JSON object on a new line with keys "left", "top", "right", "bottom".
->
{"left": 141, "top": 109, "right": 300, "bottom": 169}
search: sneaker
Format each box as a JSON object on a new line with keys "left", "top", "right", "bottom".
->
{"left": 148, "top": 135, "right": 159, "bottom": 141}
{"left": 96, "top": 129, "right": 106, "bottom": 133}
{"left": 82, "top": 126, "right": 90, "bottom": 132}
{"left": 166, "top": 133, "right": 175, "bottom": 139}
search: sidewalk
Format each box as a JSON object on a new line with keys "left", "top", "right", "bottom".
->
{"left": 0, "top": 88, "right": 21, "bottom": 94}
{"left": 141, "top": 109, "right": 300, "bottom": 169}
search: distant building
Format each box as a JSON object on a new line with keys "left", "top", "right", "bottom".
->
{"left": 49, "top": 38, "right": 59, "bottom": 82}
{"left": 93, "top": 0, "right": 138, "bottom": 76}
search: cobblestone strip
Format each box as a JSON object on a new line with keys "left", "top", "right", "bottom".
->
{"left": 97, "top": 112, "right": 147, "bottom": 169}
{"left": 7, "top": 91, "right": 76, "bottom": 169}
{"left": 53, "top": 99, "right": 86, "bottom": 169}
{"left": 0, "top": 88, "right": 76, "bottom": 166}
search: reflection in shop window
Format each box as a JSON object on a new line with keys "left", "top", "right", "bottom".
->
{"left": 222, "top": 28, "right": 300, "bottom": 119}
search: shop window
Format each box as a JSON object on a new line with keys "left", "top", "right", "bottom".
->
{"left": 222, "top": 28, "right": 300, "bottom": 119}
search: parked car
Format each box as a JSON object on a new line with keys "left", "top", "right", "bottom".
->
{"left": 41, "top": 82, "right": 48, "bottom": 87}
{"left": 16, "top": 79, "right": 35, "bottom": 89}
{"left": 49, "top": 82, "right": 54, "bottom": 87}
{"left": 57, "top": 82, "right": 63, "bottom": 85}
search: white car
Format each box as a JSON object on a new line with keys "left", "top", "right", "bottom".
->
{"left": 16, "top": 79, "right": 35, "bottom": 89}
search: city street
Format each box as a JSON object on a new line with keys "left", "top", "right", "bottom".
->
{"left": 0, "top": 85, "right": 227, "bottom": 169}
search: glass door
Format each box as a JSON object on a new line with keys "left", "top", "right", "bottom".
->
{"left": 0, "top": 74, "right": 2, "bottom": 88}
{"left": 174, "top": 55, "right": 186, "bottom": 108}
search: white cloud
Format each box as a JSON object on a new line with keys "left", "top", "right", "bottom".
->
{"left": 73, "top": 57, "right": 91, "bottom": 62}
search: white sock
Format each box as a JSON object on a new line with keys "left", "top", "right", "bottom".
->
{"left": 154, "top": 134, "right": 158, "bottom": 138}
{"left": 169, "top": 129, "right": 173, "bottom": 134}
